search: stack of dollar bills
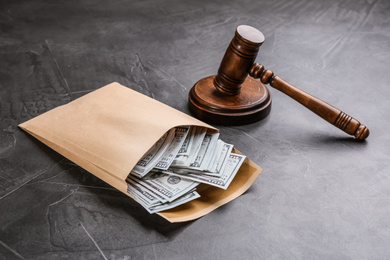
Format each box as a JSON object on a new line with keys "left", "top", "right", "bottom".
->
{"left": 126, "top": 126, "right": 246, "bottom": 214}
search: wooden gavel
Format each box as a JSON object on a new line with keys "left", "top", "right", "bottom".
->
{"left": 189, "top": 25, "right": 369, "bottom": 140}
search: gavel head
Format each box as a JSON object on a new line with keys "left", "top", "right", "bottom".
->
{"left": 214, "top": 25, "right": 265, "bottom": 96}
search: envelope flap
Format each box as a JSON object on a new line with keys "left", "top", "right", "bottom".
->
{"left": 19, "top": 82, "right": 216, "bottom": 180}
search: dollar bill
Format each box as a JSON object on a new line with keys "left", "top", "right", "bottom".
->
{"left": 188, "top": 132, "right": 220, "bottom": 171}
{"left": 170, "top": 140, "right": 233, "bottom": 176}
{"left": 128, "top": 175, "right": 200, "bottom": 214}
{"left": 131, "top": 128, "right": 176, "bottom": 177}
{"left": 206, "top": 140, "right": 233, "bottom": 175}
{"left": 130, "top": 188, "right": 200, "bottom": 214}
{"left": 163, "top": 153, "right": 246, "bottom": 190}
{"left": 203, "top": 137, "right": 220, "bottom": 171}
{"left": 154, "top": 126, "right": 190, "bottom": 170}
{"left": 127, "top": 184, "right": 159, "bottom": 208}
{"left": 129, "top": 171, "right": 199, "bottom": 202}
{"left": 127, "top": 178, "right": 167, "bottom": 205}
{"left": 177, "top": 126, "right": 194, "bottom": 156}
{"left": 171, "top": 127, "right": 207, "bottom": 167}
{"left": 146, "top": 190, "right": 200, "bottom": 214}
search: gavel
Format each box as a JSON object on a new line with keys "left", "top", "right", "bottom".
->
{"left": 188, "top": 25, "right": 369, "bottom": 140}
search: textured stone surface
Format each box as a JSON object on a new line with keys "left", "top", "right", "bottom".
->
{"left": 0, "top": 0, "right": 389, "bottom": 259}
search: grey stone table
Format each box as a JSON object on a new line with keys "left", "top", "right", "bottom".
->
{"left": 0, "top": 0, "right": 389, "bottom": 259}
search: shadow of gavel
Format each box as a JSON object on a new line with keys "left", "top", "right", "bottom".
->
{"left": 189, "top": 25, "right": 369, "bottom": 140}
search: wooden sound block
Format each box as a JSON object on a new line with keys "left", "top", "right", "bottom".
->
{"left": 188, "top": 75, "right": 272, "bottom": 125}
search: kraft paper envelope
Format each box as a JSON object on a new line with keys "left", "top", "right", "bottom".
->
{"left": 19, "top": 82, "right": 262, "bottom": 223}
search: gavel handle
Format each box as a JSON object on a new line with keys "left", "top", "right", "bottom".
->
{"left": 249, "top": 63, "right": 369, "bottom": 140}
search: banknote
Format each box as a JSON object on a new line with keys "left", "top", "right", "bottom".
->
{"left": 177, "top": 126, "right": 194, "bottom": 156}
{"left": 170, "top": 140, "right": 233, "bottom": 176}
{"left": 206, "top": 140, "right": 233, "bottom": 175}
{"left": 129, "top": 171, "right": 199, "bottom": 202}
{"left": 146, "top": 191, "right": 200, "bottom": 214}
{"left": 164, "top": 153, "right": 246, "bottom": 189}
{"left": 154, "top": 126, "right": 190, "bottom": 170}
{"left": 172, "top": 127, "right": 207, "bottom": 167}
{"left": 188, "top": 132, "right": 220, "bottom": 171}
{"left": 204, "top": 138, "right": 221, "bottom": 171}
{"left": 127, "top": 184, "right": 159, "bottom": 208}
{"left": 128, "top": 175, "right": 200, "bottom": 214}
{"left": 126, "top": 177, "right": 167, "bottom": 205}
{"left": 131, "top": 128, "right": 176, "bottom": 177}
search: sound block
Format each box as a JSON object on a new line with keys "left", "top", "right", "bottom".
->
{"left": 188, "top": 75, "right": 272, "bottom": 125}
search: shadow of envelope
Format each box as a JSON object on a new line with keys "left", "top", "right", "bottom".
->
{"left": 19, "top": 82, "right": 262, "bottom": 223}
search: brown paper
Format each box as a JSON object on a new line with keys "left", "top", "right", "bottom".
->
{"left": 19, "top": 82, "right": 262, "bottom": 222}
